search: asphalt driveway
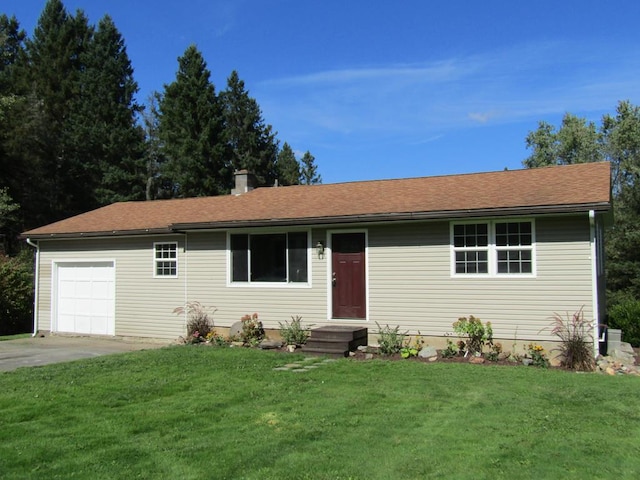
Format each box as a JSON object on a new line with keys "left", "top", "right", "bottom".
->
{"left": 0, "top": 335, "right": 172, "bottom": 373}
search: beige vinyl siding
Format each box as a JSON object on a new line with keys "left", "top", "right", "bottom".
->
{"left": 33, "top": 212, "right": 597, "bottom": 343}
{"left": 367, "top": 215, "right": 594, "bottom": 342}
{"left": 37, "top": 236, "right": 186, "bottom": 339}
{"left": 185, "top": 230, "right": 329, "bottom": 331}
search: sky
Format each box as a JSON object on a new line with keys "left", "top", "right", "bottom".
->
{"left": 5, "top": 1, "right": 640, "bottom": 184}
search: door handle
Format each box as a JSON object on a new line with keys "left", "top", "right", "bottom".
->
{"left": 332, "top": 272, "right": 337, "bottom": 286}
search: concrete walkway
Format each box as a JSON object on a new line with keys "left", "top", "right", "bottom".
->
{"left": 0, "top": 335, "right": 171, "bottom": 373}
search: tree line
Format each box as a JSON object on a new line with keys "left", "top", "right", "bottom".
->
{"left": 0, "top": 0, "right": 320, "bottom": 253}
{"left": 524, "top": 100, "right": 640, "bottom": 344}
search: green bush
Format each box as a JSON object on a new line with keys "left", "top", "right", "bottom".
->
{"left": 278, "top": 315, "right": 310, "bottom": 346}
{"left": 0, "top": 250, "right": 34, "bottom": 335}
{"left": 375, "top": 322, "right": 406, "bottom": 355}
{"left": 608, "top": 299, "right": 640, "bottom": 347}
{"left": 452, "top": 315, "right": 493, "bottom": 356}
{"left": 240, "top": 313, "right": 265, "bottom": 346}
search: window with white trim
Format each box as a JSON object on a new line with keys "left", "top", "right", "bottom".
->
{"left": 452, "top": 221, "right": 534, "bottom": 275}
{"left": 154, "top": 242, "right": 177, "bottom": 276}
{"left": 230, "top": 232, "right": 308, "bottom": 283}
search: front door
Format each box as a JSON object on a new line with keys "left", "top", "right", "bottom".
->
{"left": 331, "top": 232, "right": 366, "bottom": 319}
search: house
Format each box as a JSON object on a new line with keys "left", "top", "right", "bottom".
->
{"left": 23, "top": 162, "right": 612, "bottom": 352}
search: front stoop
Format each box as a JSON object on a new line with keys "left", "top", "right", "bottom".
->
{"left": 301, "top": 326, "right": 368, "bottom": 357}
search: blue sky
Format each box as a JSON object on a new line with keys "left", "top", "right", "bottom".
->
{"left": 6, "top": 1, "right": 640, "bottom": 183}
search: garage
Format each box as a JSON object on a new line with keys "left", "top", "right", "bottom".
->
{"left": 55, "top": 262, "right": 115, "bottom": 335}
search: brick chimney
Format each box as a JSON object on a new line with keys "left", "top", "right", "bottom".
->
{"left": 231, "top": 170, "right": 257, "bottom": 195}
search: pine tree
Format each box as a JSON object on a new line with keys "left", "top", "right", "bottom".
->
{"left": 71, "top": 14, "right": 145, "bottom": 204}
{"left": 275, "top": 142, "right": 300, "bottom": 186}
{"left": 300, "top": 151, "right": 321, "bottom": 185}
{"left": 220, "top": 70, "right": 278, "bottom": 188}
{"left": 157, "top": 45, "right": 224, "bottom": 197}
{"left": 24, "top": 0, "right": 93, "bottom": 222}
{"left": 0, "top": 14, "right": 27, "bottom": 95}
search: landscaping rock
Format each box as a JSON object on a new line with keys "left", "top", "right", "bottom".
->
{"left": 418, "top": 346, "right": 438, "bottom": 359}
{"left": 228, "top": 321, "right": 243, "bottom": 340}
{"left": 469, "top": 356, "right": 485, "bottom": 364}
{"left": 259, "top": 339, "right": 282, "bottom": 349}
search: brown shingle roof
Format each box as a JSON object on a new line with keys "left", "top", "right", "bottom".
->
{"left": 23, "top": 162, "right": 611, "bottom": 239}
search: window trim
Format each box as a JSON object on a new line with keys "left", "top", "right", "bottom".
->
{"left": 450, "top": 219, "right": 536, "bottom": 277}
{"left": 226, "top": 230, "right": 312, "bottom": 288}
{"left": 153, "top": 242, "right": 178, "bottom": 278}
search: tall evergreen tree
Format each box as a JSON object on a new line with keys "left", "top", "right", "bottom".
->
{"left": 157, "top": 45, "right": 224, "bottom": 197}
{"left": 70, "top": 14, "right": 145, "bottom": 204}
{"left": 24, "top": 0, "right": 93, "bottom": 222}
{"left": 275, "top": 142, "right": 300, "bottom": 186}
{"left": 300, "top": 150, "right": 321, "bottom": 185}
{"left": 220, "top": 70, "right": 278, "bottom": 188}
{"left": 0, "top": 14, "right": 26, "bottom": 95}
{"left": 142, "top": 92, "right": 171, "bottom": 200}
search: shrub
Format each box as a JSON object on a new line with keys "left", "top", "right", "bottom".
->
{"left": 548, "top": 307, "right": 594, "bottom": 371}
{"left": 441, "top": 339, "right": 460, "bottom": 358}
{"left": 279, "top": 315, "right": 311, "bottom": 346}
{"left": 375, "top": 322, "right": 406, "bottom": 355}
{"left": 452, "top": 315, "right": 493, "bottom": 356}
{"left": 173, "top": 301, "right": 217, "bottom": 340}
{"left": 486, "top": 342, "right": 503, "bottom": 362}
{"left": 240, "top": 313, "right": 264, "bottom": 346}
{"left": 0, "top": 250, "right": 34, "bottom": 335}
{"left": 607, "top": 299, "right": 640, "bottom": 347}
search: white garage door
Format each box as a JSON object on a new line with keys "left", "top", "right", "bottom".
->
{"left": 55, "top": 262, "right": 115, "bottom": 335}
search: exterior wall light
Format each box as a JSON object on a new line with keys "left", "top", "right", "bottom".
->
{"left": 316, "top": 240, "right": 325, "bottom": 259}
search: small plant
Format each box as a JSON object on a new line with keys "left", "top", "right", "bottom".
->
{"left": 375, "top": 322, "right": 407, "bottom": 355}
{"left": 486, "top": 342, "right": 503, "bottom": 362}
{"left": 240, "top": 313, "right": 265, "bottom": 346}
{"left": 279, "top": 315, "right": 311, "bottom": 346}
{"left": 400, "top": 333, "right": 425, "bottom": 358}
{"left": 441, "top": 338, "right": 459, "bottom": 358}
{"left": 205, "top": 330, "right": 228, "bottom": 347}
{"left": 527, "top": 343, "right": 549, "bottom": 368}
{"left": 548, "top": 307, "right": 594, "bottom": 371}
{"left": 173, "top": 301, "right": 217, "bottom": 340}
{"left": 452, "top": 315, "right": 493, "bottom": 356}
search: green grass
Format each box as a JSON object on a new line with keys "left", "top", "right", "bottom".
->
{"left": 0, "top": 333, "right": 31, "bottom": 341}
{"left": 1, "top": 347, "right": 639, "bottom": 479}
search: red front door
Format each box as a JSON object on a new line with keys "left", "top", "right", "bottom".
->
{"left": 332, "top": 233, "right": 366, "bottom": 319}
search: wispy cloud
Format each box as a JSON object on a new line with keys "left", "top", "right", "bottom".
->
{"left": 256, "top": 40, "right": 640, "bottom": 147}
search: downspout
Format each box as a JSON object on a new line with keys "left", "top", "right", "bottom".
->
{"left": 25, "top": 238, "right": 40, "bottom": 337}
{"left": 589, "top": 210, "right": 600, "bottom": 358}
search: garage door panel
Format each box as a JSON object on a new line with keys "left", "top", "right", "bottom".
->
{"left": 55, "top": 262, "right": 115, "bottom": 336}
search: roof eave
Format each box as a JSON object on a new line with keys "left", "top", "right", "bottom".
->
{"left": 171, "top": 202, "right": 612, "bottom": 231}
{"left": 21, "top": 227, "right": 175, "bottom": 240}
{"left": 22, "top": 201, "right": 611, "bottom": 240}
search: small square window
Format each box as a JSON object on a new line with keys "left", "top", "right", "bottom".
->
{"left": 155, "top": 243, "right": 177, "bottom": 277}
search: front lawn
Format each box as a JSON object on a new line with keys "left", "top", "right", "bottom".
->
{"left": 0, "top": 347, "right": 638, "bottom": 479}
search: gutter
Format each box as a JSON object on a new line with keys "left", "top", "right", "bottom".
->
{"left": 589, "top": 210, "right": 600, "bottom": 358}
{"left": 25, "top": 238, "right": 40, "bottom": 337}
